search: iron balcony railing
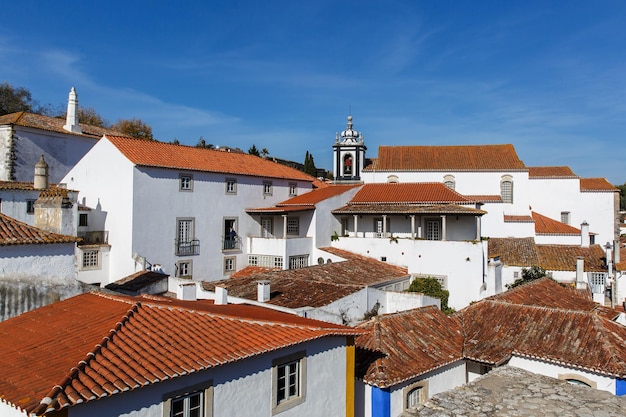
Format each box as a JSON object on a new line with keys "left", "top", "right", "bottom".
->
{"left": 175, "top": 239, "right": 200, "bottom": 256}
{"left": 78, "top": 230, "right": 109, "bottom": 245}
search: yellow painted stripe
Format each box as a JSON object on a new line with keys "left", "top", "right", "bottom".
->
{"left": 346, "top": 335, "right": 355, "bottom": 417}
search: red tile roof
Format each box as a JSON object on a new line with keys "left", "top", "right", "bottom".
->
{"left": 0, "top": 111, "right": 123, "bottom": 139}
{"left": 348, "top": 183, "right": 475, "bottom": 204}
{"left": 0, "top": 292, "right": 359, "bottom": 415}
{"left": 355, "top": 306, "right": 464, "bottom": 388}
{"left": 528, "top": 166, "right": 577, "bottom": 178}
{"left": 364, "top": 144, "right": 527, "bottom": 171}
{"left": 458, "top": 299, "right": 626, "bottom": 377}
{"left": 246, "top": 184, "right": 360, "bottom": 214}
{"left": 0, "top": 213, "right": 77, "bottom": 246}
{"left": 580, "top": 177, "right": 618, "bottom": 192}
{"left": 532, "top": 211, "right": 581, "bottom": 235}
{"left": 503, "top": 215, "right": 534, "bottom": 223}
{"left": 466, "top": 195, "right": 503, "bottom": 203}
{"left": 202, "top": 248, "right": 409, "bottom": 309}
{"left": 488, "top": 238, "right": 606, "bottom": 272}
{"left": 106, "top": 135, "right": 315, "bottom": 182}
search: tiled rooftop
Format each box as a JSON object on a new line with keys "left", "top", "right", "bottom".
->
{"left": 202, "top": 248, "right": 409, "bottom": 308}
{"left": 364, "top": 144, "right": 527, "bottom": 171}
{"left": 532, "top": 211, "right": 581, "bottom": 235}
{"left": 355, "top": 306, "right": 464, "bottom": 388}
{"left": 246, "top": 184, "right": 360, "bottom": 214}
{"left": 528, "top": 166, "right": 577, "bottom": 178}
{"left": 0, "top": 213, "right": 77, "bottom": 246}
{"left": 106, "top": 135, "right": 315, "bottom": 181}
{"left": 332, "top": 203, "right": 486, "bottom": 216}
{"left": 0, "top": 111, "right": 123, "bottom": 139}
{"left": 580, "top": 177, "right": 618, "bottom": 192}
{"left": 503, "top": 214, "right": 534, "bottom": 223}
{"left": 348, "top": 183, "right": 476, "bottom": 204}
{"left": 488, "top": 237, "right": 606, "bottom": 272}
{"left": 105, "top": 270, "right": 169, "bottom": 293}
{"left": 0, "top": 292, "right": 359, "bottom": 415}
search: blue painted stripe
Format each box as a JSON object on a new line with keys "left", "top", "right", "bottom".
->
{"left": 371, "top": 386, "right": 390, "bottom": 417}
{"left": 616, "top": 378, "right": 626, "bottom": 396}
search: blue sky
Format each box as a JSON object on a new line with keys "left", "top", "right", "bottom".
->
{"left": 2, "top": 1, "right": 625, "bottom": 183}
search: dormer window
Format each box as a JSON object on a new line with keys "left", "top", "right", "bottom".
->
{"left": 443, "top": 175, "right": 455, "bottom": 190}
{"left": 179, "top": 174, "right": 193, "bottom": 192}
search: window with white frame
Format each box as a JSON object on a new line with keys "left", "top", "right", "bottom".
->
{"left": 403, "top": 381, "right": 428, "bottom": 411}
{"left": 81, "top": 249, "right": 99, "bottom": 269}
{"left": 176, "top": 260, "right": 192, "bottom": 278}
{"left": 176, "top": 218, "right": 198, "bottom": 256}
{"left": 272, "top": 351, "right": 306, "bottom": 414}
{"left": 289, "top": 182, "right": 297, "bottom": 196}
{"left": 561, "top": 211, "right": 570, "bottom": 225}
{"left": 287, "top": 217, "right": 299, "bottom": 235}
{"left": 500, "top": 176, "right": 513, "bottom": 204}
{"left": 443, "top": 175, "right": 455, "bottom": 190}
{"left": 224, "top": 256, "right": 236, "bottom": 273}
{"left": 289, "top": 255, "right": 308, "bottom": 269}
{"left": 425, "top": 219, "right": 441, "bottom": 240}
{"left": 26, "top": 199, "right": 36, "bottom": 214}
{"left": 263, "top": 181, "right": 273, "bottom": 196}
{"left": 163, "top": 382, "right": 213, "bottom": 417}
{"left": 179, "top": 174, "right": 193, "bottom": 192}
{"left": 225, "top": 178, "right": 237, "bottom": 194}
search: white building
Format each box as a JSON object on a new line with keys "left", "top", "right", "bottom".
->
{"left": 62, "top": 135, "right": 316, "bottom": 285}
{"left": 0, "top": 292, "right": 361, "bottom": 417}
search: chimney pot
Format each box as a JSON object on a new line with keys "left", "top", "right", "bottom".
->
{"left": 257, "top": 280, "right": 271, "bottom": 302}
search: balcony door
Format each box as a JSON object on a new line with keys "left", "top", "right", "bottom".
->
{"left": 261, "top": 218, "right": 273, "bottom": 238}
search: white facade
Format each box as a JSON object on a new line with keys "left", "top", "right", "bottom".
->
{"left": 0, "top": 188, "right": 40, "bottom": 224}
{"left": 0, "top": 242, "right": 75, "bottom": 282}
{"left": 62, "top": 137, "right": 314, "bottom": 285}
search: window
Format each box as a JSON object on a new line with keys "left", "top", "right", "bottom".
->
{"left": 179, "top": 174, "right": 193, "bottom": 192}
{"left": 500, "top": 176, "right": 513, "bottom": 203}
{"left": 341, "top": 218, "right": 349, "bottom": 236}
{"left": 81, "top": 249, "right": 99, "bottom": 269}
{"left": 403, "top": 381, "right": 428, "bottom": 411}
{"left": 248, "top": 255, "right": 283, "bottom": 269}
{"left": 163, "top": 382, "right": 213, "bottom": 417}
{"left": 272, "top": 351, "right": 306, "bottom": 414}
{"left": 224, "top": 256, "right": 236, "bottom": 273}
{"left": 263, "top": 181, "right": 273, "bottom": 196}
{"left": 261, "top": 218, "right": 273, "bottom": 238}
{"left": 223, "top": 218, "right": 239, "bottom": 250}
{"left": 286, "top": 217, "right": 299, "bottom": 235}
{"left": 225, "top": 178, "right": 237, "bottom": 194}
{"left": 426, "top": 219, "right": 441, "bottom": 240}
{"left": 26, "top": 199, "right": 36, "bottom": 214}
{"left": 289, "top": 255, "right": 308, "bottom": 269}
{"left": 289, "top": 183, "right": 297, "bottom": 196}
{"left": 176, "top": 218, "right": 199, "bottom": 256}
{"left": 561, "top": 211, "right": 570, "bottom": 225}
{"left": 176, "top": 260, "right": 192, "bottom": 278}
{"left": 386, "top": 175, "right": 399, "bottom": 184}
{"left": 443, "top": 175, "right": 455, "bottom": 190}
{"left": 343, "top": 154, "right": 353, "bottom": 175}
{"left": 79, "top": 213, "right": 88, "bottom": 227}
{"left": 373, "top": 218, "right": 390, "bottom": 238}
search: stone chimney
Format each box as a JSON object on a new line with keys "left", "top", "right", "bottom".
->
{"left": 215, "top": 286, "right": 228, "bottom": 305}
{"left": 575, "top": 256, "right": 586, "bottom": 290}
{"left": 63, "top": 87, "right": 82, "bottom": 134}
{"left": 257, "top": 280, "right": 271, "bottom": 302}
{"left": 33, "top": 155, "right": 49, "bottom": 190}
{"left": 580, "top": 221, "right": 590, "bottom": 248}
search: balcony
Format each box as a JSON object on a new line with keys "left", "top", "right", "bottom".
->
{"left": 78, "top": 230, "right": 109, "bottom": 245}
{"left": 222, "top": 236, "right": 241, "bottom": 251}
{"left": 175, "top": 239, "right": 200, "bottom": 256}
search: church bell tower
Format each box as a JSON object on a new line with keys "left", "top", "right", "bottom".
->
{"left": 333, "top": 115, "right": 366, "bottom": 182}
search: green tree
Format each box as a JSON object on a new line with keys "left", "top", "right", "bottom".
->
{"left": 111, "top": 117, "right": 153, "bottom": 140}
{"left": 0, "top": 82, "right": 37, "bottom": 115}
{"left": 303, "top": 150, "right": 317, "bottom": 176}
{"left": 261, "top": 147, "right": 269, "bottom": 158}
{"left": 248, "top": 144, "right": 260, "bottom": 156}
{"left": 616, "top": 183, "right": 626, "bottom": 211}
{"left": 407, "top": 277, "right": 454, "bottom": 314}
{"left": 76, "top": 106, "right": 108, "bottom": 127}
{"left": 506, "top": 265, "right": 547, "bottom": 289}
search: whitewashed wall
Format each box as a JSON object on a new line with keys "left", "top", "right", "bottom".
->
{"left": 0, "top": 243, "right": 75, "bottom": 282}
{"left": 0, "top": 189, "right": 40, "bottom": 225}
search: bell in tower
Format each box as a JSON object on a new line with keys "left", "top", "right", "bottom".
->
{"left": 333, "top": 115, "right": 366, "bottom": 182}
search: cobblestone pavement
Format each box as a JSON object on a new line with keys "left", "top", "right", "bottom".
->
{"left": 401, "top": 366, "right": 626, "bottom": 417}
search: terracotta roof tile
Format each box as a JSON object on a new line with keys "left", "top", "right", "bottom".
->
{"left": 488, "top": 237, "right": 540, "bottom": 266}
{"left": 278, "top": 184, "right": 361, "bottom": 205}
{"left": 580, "top": 177, "right": 618, "bottom": 192}
{"left": 0, "top": 213, "right": 77, "bottom": 245}
{"left": 332, "top": 203, "right": 486, "bottom": 216}
{"left": 348, "top": 183, "right": 475, "bottom": 204}
{"left": 105, "top": 270, "right": 169, "bottom": 293}
{"left": 364, "top": 144, "right": 526, "bottom": 171}
{"left": 202, "top": 248, "right": 409, "bottom": 308}
{"left": 0, "top": 111, "right": 123, "bottom": 139}
{"left": 532, "top": 211, "right": 581, "bottom": 235}
{"left": 528, "top": 166, "right": 577, "bottom": 178}
{"left": 503, "top": 215, "right": 534, "bottom": 222}
{"left": 106, "top": 135, "right": 314, "bottom": 182}
{"left": 0, "top": 292, "right": 359, "bottom": 414}
{"left": 466, "top": 195, "right": 503, "bottom": 203}
{"left": 355, "top": 306, "right": 464, "bottom": 388}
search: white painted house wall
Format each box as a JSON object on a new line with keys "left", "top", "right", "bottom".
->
{"left": 508, "top": 356, "right": 616, "bottom": 394}
{"left": 0, "top": 243, "right": 76, "bottom": 282}
{"left": 52, "top": 337, "right": 349, "bottom": 417}
{"left": 0, "top": 189, "right": 41, "bottom": 225}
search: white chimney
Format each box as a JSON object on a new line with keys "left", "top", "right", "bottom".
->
{"left": 215, "top": 286, "right": 228, "bottom": 305}
{"left": 580, "top": 221, "right": 590, "bottom": 248}
{"left": 575, "top": 256, "right": 585, "bottom": 289}
{"left": 33, "top": 155, "right": 49, "bottom": 190}
{"left": 257, "top": 280, "right": 271, "bottom": 302}
{"left": 63, "top": 87, "right": 82, "bottom": 134}
{"left": 177, "top": 282, "right": 197, "bottom": 301}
